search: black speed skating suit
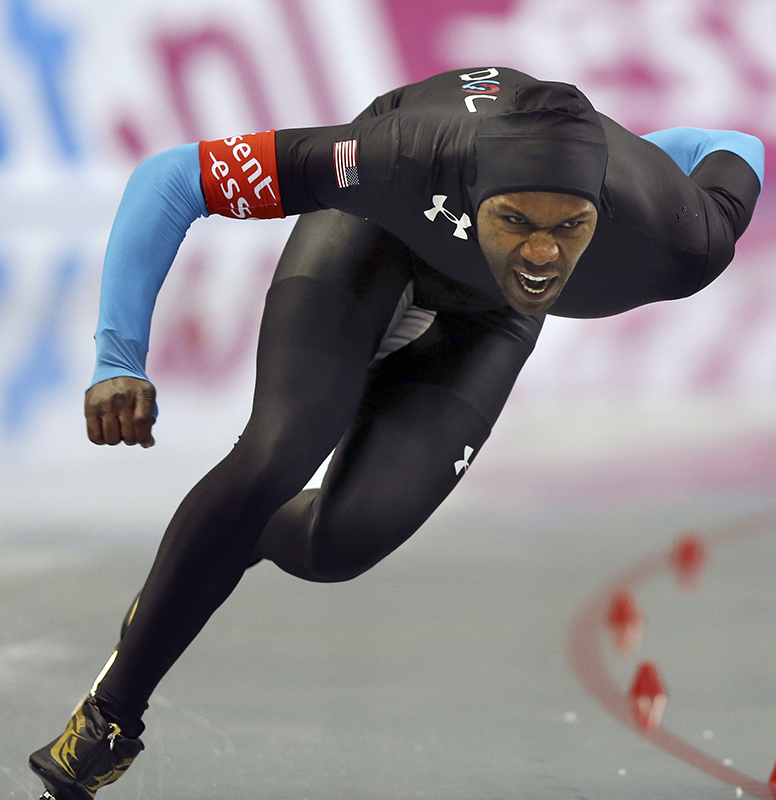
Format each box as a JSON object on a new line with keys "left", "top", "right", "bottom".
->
{"left": 89, "top": 67, "right": 762, "bottom": 722}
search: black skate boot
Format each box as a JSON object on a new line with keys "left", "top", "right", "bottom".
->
{"left": 28, "top": 696, "right": 143, "bottom": 800}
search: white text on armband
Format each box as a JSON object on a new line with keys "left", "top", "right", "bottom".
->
{"left": 199, "top": 131, "right": 283, "bottom": 220}
{"left": 208, "top": 138, "right": 276, "bottom": 218}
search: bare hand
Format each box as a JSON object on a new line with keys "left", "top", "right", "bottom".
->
{"left": 85, "top": 377, "right": 156, "bottom": 447}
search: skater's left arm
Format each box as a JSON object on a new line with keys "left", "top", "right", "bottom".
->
{"left": 641, "top": 127, "right": 764, "bottom": 187}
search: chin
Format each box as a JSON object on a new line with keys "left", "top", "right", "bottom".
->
{"left": 507, "top": 291, "right": 558, "bottom": 316}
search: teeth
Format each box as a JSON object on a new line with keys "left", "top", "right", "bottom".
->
{"left": 518, "top": 272, "right": 552, "bottom": 294}
{"left": 520, "top": 272, "right": 550, "bottom": 283}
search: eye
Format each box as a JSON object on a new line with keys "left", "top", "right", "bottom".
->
{"left": 555, "top": 219, "right": 591, "bottom": 234}
{"left": 502, "top": 215, "right": 528, "bottom": 226}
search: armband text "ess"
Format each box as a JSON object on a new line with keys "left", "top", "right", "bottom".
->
{"left": 199, "top": 131, "right": 284, "bottom": 219}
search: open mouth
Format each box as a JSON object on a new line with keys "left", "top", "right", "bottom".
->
{"left": 516, "top": 271, "right": 557, "bottom": 297}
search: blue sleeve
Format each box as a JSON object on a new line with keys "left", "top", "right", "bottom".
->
{"left": 91, "top": 143, "right": 208, "bottom": 394}
{"left": 642, "top": 127, "right": 765, "bottom": 188}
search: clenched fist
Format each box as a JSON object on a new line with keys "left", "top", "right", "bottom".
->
{"left": 85, "top": 377, "right": 156, "bottom": 447}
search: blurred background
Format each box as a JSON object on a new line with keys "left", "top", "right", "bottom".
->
{"left": 3, "top": 4, "right": 776, "bottom": 798}
{"left": 1, "top": 0, "right": 775, "bottom": 538}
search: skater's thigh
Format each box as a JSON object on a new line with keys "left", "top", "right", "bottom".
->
{"left": 299, "top": 309, "right": 544, "bottom": 578}
{"left": 367, "top": 307, "right": 545, "bottom": 427}
{"left": 271, "top": 209, "right": 414, "bottom": 344}
{"left": 235, "top": 212, "right": 415, "bottom": 474}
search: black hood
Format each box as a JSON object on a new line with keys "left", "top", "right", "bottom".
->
{"left": 470, "top": 81, "right": 608, "bottom": 212}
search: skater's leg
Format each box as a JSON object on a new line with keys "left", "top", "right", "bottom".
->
{"left": 90, "top": 211, "right": 412, "bottom": 718}
{"left": 257, "top": 309, "right": 544, "bottom": 581}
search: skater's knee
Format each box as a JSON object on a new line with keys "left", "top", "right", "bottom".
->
{"left": 307, "top": 541, "right": 377, "bottom": 583}
{"left": 226, "top": 427, "right": 308, "bottom": 497}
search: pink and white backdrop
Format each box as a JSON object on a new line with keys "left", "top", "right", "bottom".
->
{"left": 1, "top": 0, "right": 774, "bottom": 530}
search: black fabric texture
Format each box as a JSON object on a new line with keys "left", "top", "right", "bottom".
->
{"left": 274, "top": 67, "right": 758, "bottom": 317}
{"left": 95, "top": 210, "right": 542, "bottom": 712}
{"left": 91, "top": 67, "right": 760, "bottom": 719}
{"left": 470, "top": 82, "right": 608, "bottom": 210}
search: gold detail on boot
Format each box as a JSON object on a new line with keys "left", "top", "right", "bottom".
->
{"left": 49, "top": 709, "right": 87, "bottom": 779}
{"left": 82, "top": 756, "right": 137, "bottom": 798}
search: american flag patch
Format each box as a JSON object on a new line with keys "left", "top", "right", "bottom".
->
{"left": 334, "top": 139, "right": 359, "bottom": 188}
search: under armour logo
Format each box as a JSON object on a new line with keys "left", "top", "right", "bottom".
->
{"left": 424, "top": 195, "right": 472, "bottom": 240}
{"left": 455, "top": 445, "right": 475, "bottom": 475}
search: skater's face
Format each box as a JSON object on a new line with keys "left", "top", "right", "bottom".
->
{"left": 477, "top": 191, "right": 598, "bottom": 315}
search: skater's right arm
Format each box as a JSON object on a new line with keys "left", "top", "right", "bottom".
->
{"left": 86, "top": 131, "right": 289, "bottom": 447}
{"left": 86, "top": 143, "right": 208, "bottom": 447}
{"left": 87, "top": 129, "right": 294, "bottom": 447}
{"left": 87, "top": 125, "right": 388, "bottom": 447}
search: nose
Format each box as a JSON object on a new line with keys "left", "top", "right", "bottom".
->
{"left": 521, "top": 231, "right": 559, "bottom": 267}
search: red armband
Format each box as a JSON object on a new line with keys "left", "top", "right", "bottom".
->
{"left": 199, "top": 131, "right": 284, "bottom": 219}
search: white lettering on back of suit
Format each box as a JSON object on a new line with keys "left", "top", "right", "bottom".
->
{"left": 459, "top": 68, "right": 500, "bottom": 113}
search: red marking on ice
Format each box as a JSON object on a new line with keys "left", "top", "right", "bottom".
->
{"left": 671, "top": 531, "right": 708, "bottom": 589}
{"left": 606, "top": 589, "right": 644, "bottom": 654}
{"left": 568, "top": 507, "right": 776, "bottom": 799}
{"left": 629, "top": 661, "right": 668, "bottom": 730}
